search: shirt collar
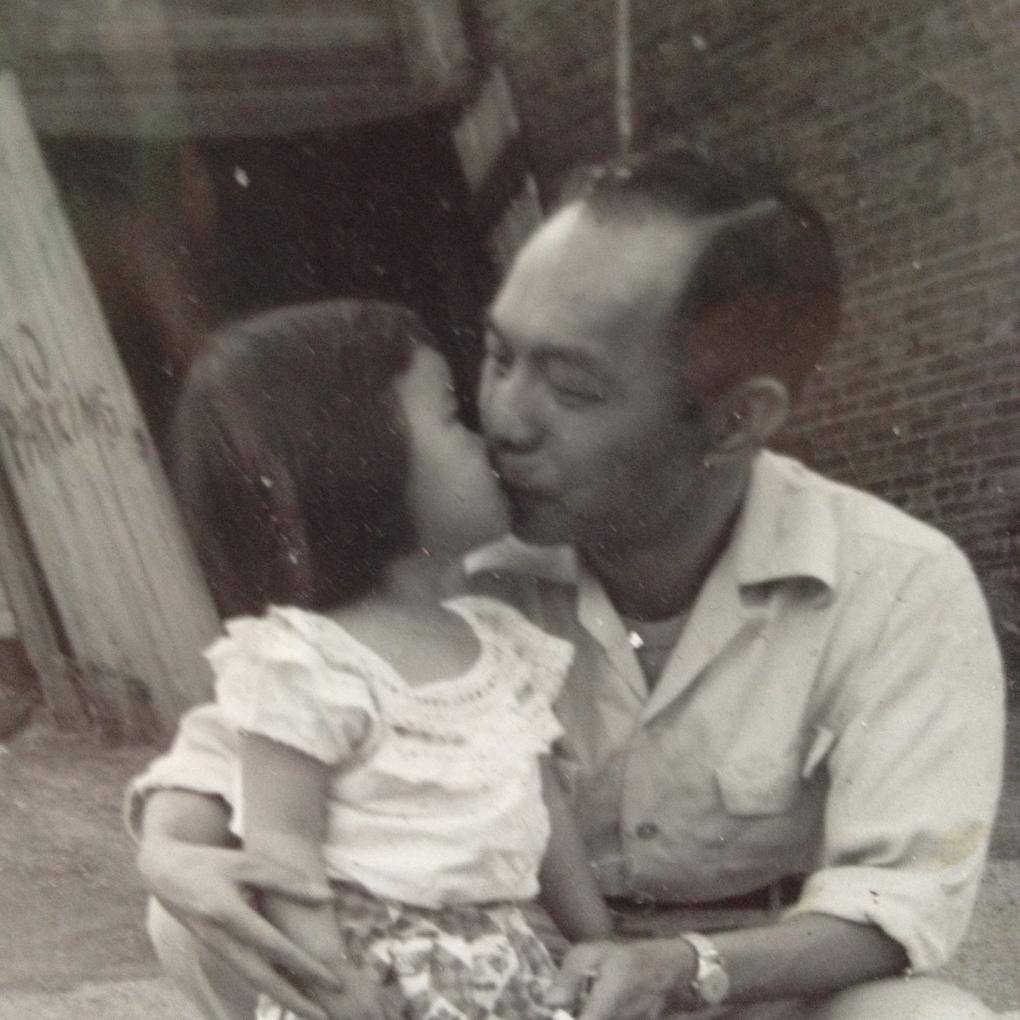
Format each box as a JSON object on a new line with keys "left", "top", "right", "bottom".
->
{"left": 464, "top": 450, "right": 838, "bottom": 595}
{"left": 730, "top": 450, "right": 838, "bottom": 593}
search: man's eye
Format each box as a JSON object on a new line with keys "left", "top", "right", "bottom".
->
{"left": 552, "top": 385, "right": 607, "bottom": 408}
{"left": 547, "top": 371, "right": 607, "bottom": 406}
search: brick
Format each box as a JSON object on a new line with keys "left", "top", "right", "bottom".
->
{"left": 476, "top": 0, "right": 1020, "bottom": 635}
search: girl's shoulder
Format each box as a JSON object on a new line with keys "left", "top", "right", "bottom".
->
{"left": 266, "top": 605, "right": 396, "bottom": 680}
{"left": 209, "top": 606, "right": 321, "bottom": 666}
{"left": 208, "top": 605, "right": 387, "bottom": 685}
{"left": 210, "top": 607, "right": 381, "bottom": 764}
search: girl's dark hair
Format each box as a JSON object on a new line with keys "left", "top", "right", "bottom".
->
{"left": 173, "top": 299, "right": 429, "bottom": 617}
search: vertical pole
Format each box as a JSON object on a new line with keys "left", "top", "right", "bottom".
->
{"left": 615, "top": 0, "right": 633, "bottom": 156}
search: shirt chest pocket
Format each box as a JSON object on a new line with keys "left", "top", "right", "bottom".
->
{"left": 714, "top": 725, "right": 835, "bottom": 817}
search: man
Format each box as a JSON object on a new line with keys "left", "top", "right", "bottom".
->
{"left": 131, "top": 147, "right": 1004, "bottom": 1019}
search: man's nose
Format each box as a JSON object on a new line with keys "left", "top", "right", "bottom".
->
{"left": 481, "top": 365, "right": 543, "bottom": 450}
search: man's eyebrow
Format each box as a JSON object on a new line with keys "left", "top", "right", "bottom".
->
{"left": 534, "top": 348, "right": 606, "bottom": 376}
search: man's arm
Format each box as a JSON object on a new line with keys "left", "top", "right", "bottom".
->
{"left": 780, "top": 544, "right": 1004, "bottom": 973}
{"left": 552, "top": 542, "right": 1004, "bottom": 1017}
{"left": 132, "top": 702, "right": 343, "bottom": 1020}
{"left": 549, "top": 913, "right": 905, "bottom": 1018}
{"left": 137, "top": 787, "right": 343, "bottom": 1020}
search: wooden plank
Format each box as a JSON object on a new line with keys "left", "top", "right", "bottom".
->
{"left": 6, "top": 3, "right": 396, "bottom": 63}
{"left": 453, "top": 68, "right": 523, "bottom": 193}
{"left": 6, "top": 1, "right": 471, "bottom": 137}
{"left": 0, "top": 70, "right": 220, "bottom": 740}
{"left": 0, "top": 463, "right": 89, "bottom": 730}
{"left": 392, "top": 0, "right": 470, "bottom": 94}
{"left": 452, "top": 67, "right": 544, "bottom": 271}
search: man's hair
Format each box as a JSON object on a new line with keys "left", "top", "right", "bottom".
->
{"left": 572, "top": 144, "right": 841, "bottom": 400}
{"left": 173, "top": 299, "right": 428, "bottom": 617}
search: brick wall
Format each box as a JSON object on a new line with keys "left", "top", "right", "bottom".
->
{"left": 471, "top": 0, "right": 1020, "bottom": 684}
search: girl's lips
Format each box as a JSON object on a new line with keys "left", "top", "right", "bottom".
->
{"left": 490, "top": 458, "right": 554, "bottom": 496}
{"left": 497, "top": 476, "right": 556, "bottom": 501}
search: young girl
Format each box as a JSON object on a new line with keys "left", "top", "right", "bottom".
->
{"left": 172, "top": 299, "right": 612, "bottom": 1020}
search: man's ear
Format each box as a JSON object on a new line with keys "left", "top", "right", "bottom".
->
{"left": 703, "top": 376, "right": 790, "bottom": 465}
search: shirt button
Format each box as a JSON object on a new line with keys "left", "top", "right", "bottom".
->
{"left": 635, "top": 821, "right": 659, "bottom": 840}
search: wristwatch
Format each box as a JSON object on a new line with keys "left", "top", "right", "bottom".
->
{"left": 679, "top": 931, "right": 730, "bottom": 1007}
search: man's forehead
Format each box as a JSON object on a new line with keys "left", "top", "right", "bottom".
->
{"left": 531, "top": 200, "right": 700, "bottom": 272}
{"left": 491, "top": 201, "right": 703, "bottom": 345}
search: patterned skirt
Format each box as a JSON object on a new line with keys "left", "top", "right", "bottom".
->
{"left": 257, "top": 882, "right": 563, "bottom": 1020}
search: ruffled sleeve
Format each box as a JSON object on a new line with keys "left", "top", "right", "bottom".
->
{"left": 208, "top": 608, "right": 378, "bottom": 765}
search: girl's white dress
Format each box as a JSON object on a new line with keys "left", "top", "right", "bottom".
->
{"left": 210, "top": 595, "right": 574, "bottom": 1020}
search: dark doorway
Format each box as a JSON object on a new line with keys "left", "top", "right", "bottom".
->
{"left": 204, "top": 110, "right": 496, "bottom": 396}
{"left": 41, "top": 106, "right": 496, "bottom": 451}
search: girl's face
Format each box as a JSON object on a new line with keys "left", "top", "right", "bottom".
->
{"left": 396, "top": 345, "right": 509, "bottom": 557}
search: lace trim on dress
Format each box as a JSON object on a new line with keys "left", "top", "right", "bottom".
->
{"left": 448, "top": 597, "right": 572, "bottom": 749}
{"left": 212, "top": 598, "right": 573, "bottom": 790}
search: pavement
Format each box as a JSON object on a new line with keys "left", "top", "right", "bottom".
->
{"left": 1, "top": 710, "right": 1018, "bottom": 1018}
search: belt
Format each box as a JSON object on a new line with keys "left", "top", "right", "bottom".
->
{"left": 607, "top": 874, "right": 805, "bottom": 914}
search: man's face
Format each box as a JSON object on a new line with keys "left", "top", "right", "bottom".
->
{"left": 479, "top": 202, "right": 714, "bottom": 553}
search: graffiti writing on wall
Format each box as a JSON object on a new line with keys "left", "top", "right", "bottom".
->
{"left": 0, "top": 322, "right": 121, "bottom": 478}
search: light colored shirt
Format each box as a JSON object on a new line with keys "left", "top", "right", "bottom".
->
{"left": 212, "top": 597, "right": 569, "bottom": 909}
{"left": 127, "top": 451, "right": 1004, "bottom": 973}
{"left": 461, "top": 451, "right": 1004, "bottom": 973}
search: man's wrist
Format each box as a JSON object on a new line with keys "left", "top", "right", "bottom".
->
{"left": 665, "top": 936, "right": 701, "bottom": 1012}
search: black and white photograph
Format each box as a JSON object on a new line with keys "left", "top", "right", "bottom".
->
{"left": 0, "top": 2, "right": 1017, "bottom": 1018}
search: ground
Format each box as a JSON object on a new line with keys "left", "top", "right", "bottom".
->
{"left": 1, "top": 709, "right": 1018, "bottom": 1017}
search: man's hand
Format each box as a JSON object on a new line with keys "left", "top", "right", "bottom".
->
{"left": 319, "top": 964, "right": 406, "bottom": 1020}
{"left": 546, "top": 939, "right": 697, "bottom": 1020}
{"left": 137, "top": 836, "right": 344, "bottom": 1020}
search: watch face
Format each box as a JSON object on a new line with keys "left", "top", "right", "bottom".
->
{"left": 699, "top": 966, "right": 730, "bottom": 1005}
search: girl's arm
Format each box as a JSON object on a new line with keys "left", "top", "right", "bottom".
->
{"left": 538, "top": 758, "right": 614, "bottom": 943}
{"left": 239, "top": 735, "right": 388, "bottom": 1020}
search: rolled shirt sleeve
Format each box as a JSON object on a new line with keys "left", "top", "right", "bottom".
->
{"left": 785, "top": 542, "right": 1005, "bottom": 972}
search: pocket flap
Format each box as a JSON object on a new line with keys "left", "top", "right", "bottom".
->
{"left": 716, "top": 752, "right": 799, "bottom": 816}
